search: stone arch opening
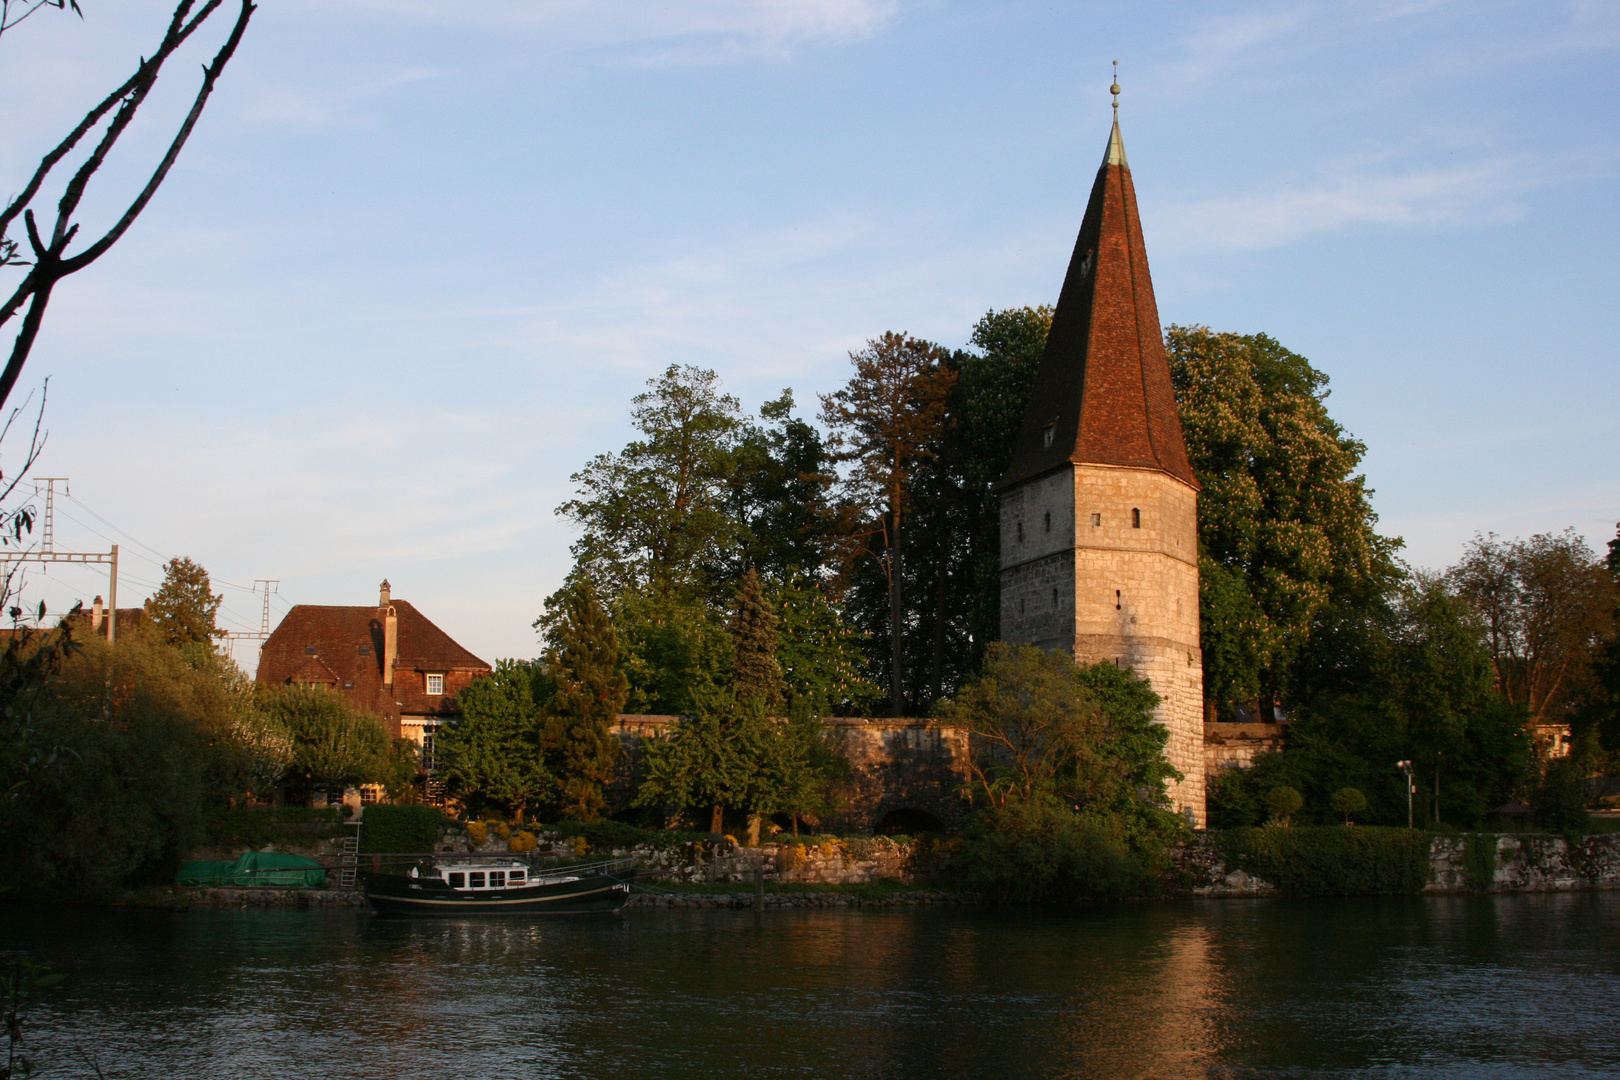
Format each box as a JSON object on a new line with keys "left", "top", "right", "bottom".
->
{"left": 874, "top": 808, "right": 944, "bottom": 836}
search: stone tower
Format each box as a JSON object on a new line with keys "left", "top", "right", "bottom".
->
{"left": 997, "top": 115, "right": 1205, "bottom": 825}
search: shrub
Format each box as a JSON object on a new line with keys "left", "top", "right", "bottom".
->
{"left": 1217, "top": 826, "right": 1430, "bottom": 895}
{"left": 548, "top": 819, "right": 705, "bottom": 851}
{"left": 1532, "top": 758, "right": 1590, "bottom": 834}
{"left": 358, "top": 805, "right": 444, "bottom": 853}
{"left": 205, "top": 806, "right": 342, "bottom": 849}
{"left": 466, "top": 821, "right": 489, "bottom": 847}
{"left": 949, "top": 799, "right": 1157, "bottom": 903}
{"left": 1329, "top": 787, "right": 1368, "bottom": 825}
{"left": 1265, "top": 786, "right": 1304, "bottom": 825}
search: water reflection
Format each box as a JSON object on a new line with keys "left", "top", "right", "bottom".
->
{"left": 4, "top": 894, "right": 1620, "bottom": 1078}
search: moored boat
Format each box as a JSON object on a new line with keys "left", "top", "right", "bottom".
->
{"left": 364, "top": 857, "right": 636, "bottom": 916}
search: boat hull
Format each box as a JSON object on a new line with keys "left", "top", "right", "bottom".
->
{"left": 364, "top": 869, "right": 636, "bottom": 916}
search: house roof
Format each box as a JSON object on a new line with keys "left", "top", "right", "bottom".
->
{"left": 257, "top": 599, "right": 490, "bottom": 720}
{"left": 998, "top": 118, "right": 1198, "bottom": 491}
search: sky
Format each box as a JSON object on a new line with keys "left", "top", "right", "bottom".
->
{"left": 0, "top": 0, "right": 1615, "bottom": 672}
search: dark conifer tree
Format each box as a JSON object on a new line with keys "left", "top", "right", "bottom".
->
{"left": 145, "top": 556, "right": 223, "bottom": 647}
{"left": 729, "top": 569, "right": 785, "bottom": 711}
{"left": 542, "top": 579, "right": 629, "bottom": 820}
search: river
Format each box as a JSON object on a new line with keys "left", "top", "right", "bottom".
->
{"left": 4, "top": 893, "right": 1619, "bottom": 1078}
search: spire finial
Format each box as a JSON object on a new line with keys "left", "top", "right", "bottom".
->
{"left": 1111, "top": 60, "right": 1120, "bottom": 117}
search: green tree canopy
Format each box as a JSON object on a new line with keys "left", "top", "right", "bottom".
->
{"left": 938, "top": 643, "right": 1181, "bottom": 846}
{"left": 436, "top": 659, "right": 551, "bottom": 823}
{"left": 729, "top": 569, "right": 785, "bottom": 711}
{"left": 1166, "top": 326, "right": 1398, "bottom": 718}
{"left": 560, "top": 364, "right": 743, "bottom": 599}
{"left": 144, "top": 556, "right": 223, "bottom": 647}
{"left": 260, "top": 685, "right": 410, "bottom": 799}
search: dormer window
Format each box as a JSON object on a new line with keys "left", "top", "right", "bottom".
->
{"left": 304, "top": 645, "right": 317, "bottom": 654}
{"left": 1042, "top": 425, "right": 1055, "bottom": 449}
{"left": 426, "top": 673, "right": 445, "bottom": 695}
{"left": 359, "top": 645, "right": 371, "bottom": 656}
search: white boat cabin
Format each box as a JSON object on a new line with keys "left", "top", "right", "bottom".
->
{"left": 407, "top": 860, "right": 576, "bottom": 891}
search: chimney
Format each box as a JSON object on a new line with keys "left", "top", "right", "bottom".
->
{"left": 91, "top": 595, "right": 104, "bottom": 632}
{"left": 379, "top": 579, "right": 391, "bottom": 608}
{"left": 383, "top": 604, "right": 398, "bottom": 688}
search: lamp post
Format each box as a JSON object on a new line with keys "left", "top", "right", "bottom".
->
{"left": 1397, "top": 760, "right": 1415, "bottom": 829}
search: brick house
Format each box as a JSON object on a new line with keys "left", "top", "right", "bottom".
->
{"left": 257, "top": 581, "right": 490, "bottom": 787}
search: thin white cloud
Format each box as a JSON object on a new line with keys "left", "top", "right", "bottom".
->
{"left": 1154, "top": 156, "right": 1534, "bottom": 250}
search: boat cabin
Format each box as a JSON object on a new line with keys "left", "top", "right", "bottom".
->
{"left": 413, "top": 860, "right": 572, "bottom": 890}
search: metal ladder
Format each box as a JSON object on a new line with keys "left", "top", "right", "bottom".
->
{"left": 338, "top": 822, "right": 361, "bottom": 888}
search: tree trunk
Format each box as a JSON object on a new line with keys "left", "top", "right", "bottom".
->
{"left": 710, "top": 803, "right": 724, "bottom": 834}
{"left": 791, "top": 813, "right": 799, "bottom": 839}
{"left": 930, "top": 556, "right": 948, "bottom": 706}
{"left": 747, "top": 814, "right": 761, "bottom": 847}
{"left": 889, "top": 506, "right": 905, "bottom": 717}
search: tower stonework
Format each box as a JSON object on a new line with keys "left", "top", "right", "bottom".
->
{"left": 998, "top": 118, "right": 1206, "bottom": 826}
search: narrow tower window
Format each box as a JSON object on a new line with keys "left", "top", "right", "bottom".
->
{"left": 1091, "top": 513, "right": 1101, "bottom": 527}
{"left": 1016, "top": 521, "right": 1024, "bottom": 542}
{"left": 1051, "top": 587, "right": 1058, "bottom": 608}
{"left": 1115, "top": 590, "right": 1122, "bottom": 610}
{"left": 1044, "top": 511, "right": 1051, "bottom": 533}
{"left": 1131, "top": 508, "right": 1141, "bottom": 528}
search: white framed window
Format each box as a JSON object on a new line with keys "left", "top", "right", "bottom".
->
{"left": 425, "top": 673, "right": 445, "bottom": 695}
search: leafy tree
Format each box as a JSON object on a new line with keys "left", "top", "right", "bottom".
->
{"left": 436, "top": 660, "right": 551, "bottom": 823}
{"left": 1266, "top": 786, "right": 1303, "bottom": 825}
{"left": 542, "top": 578, "right": 629, "bottom": 820}
{"left": 560, "top": 365, "right": 743, "bottom": 599}
{"left": 1245, "top": 574, "right": 1530, "bottom": 827}
{"left": 820, "top": 332, "right": 957, "bottom": 715}
{"left": 725, "top": 390, "right": 833, "bottom": 583}
{"left": 261, "top": 685, "right": 410, "bottom": 802}
{"left": 0, "top": 627, "right": 285, "bottom": 896}
{"left": 617, "top": 592, "right": 731, "bottom": 716}
{"left": 1166, "top": 326, "right": 1398, "bottom": 719}
{"left": 1330, "top": 787, "right": 1367, "bottom": 824}
{"left": 144, "top": 556, "right": 222, "bottom": 646}
{"left": 0, "top": 0, "right": 256, "bottom": 409}
{"left": 633, "top": 692, "right": 748, "bottom": 833}
{"left": 772, "top": 575, "right": 883, "bottom": 717}
{"left": 729, "top": 569, "right": 785, "bottom": 711}
{"left": 938, "top": 643, "right": 1181, "bottom": 848}
{"left": 1449, "top": 529, "right": 1615, "bottom": 726}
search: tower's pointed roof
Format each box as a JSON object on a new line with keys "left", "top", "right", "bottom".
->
{"left": 998, "top": 118, "right": 1197, "bottom": 490}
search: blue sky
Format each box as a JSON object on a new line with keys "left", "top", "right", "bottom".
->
{"left": 1, "top": 0, "right": 1615, "bottom": 670}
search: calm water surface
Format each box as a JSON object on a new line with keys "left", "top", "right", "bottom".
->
{"left": 3, "top": 893, "right": 1619, "bottom": 1079}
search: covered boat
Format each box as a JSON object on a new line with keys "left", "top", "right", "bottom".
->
{"left": 177, "top": 851, "right": 328, "bottom": 888}
{"left": 363, "top": 858, "right": 636, "bottom": 916}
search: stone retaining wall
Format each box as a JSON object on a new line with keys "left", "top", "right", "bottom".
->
{"left": 1178, "top": 832, "right": 1620, "bottom": 896}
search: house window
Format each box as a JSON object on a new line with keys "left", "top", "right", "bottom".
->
{"left": 1091, "top": 513, "right": 1101, "bottom": 527}
{"left": 360, "top": 784, "right": 381, "bottom": 805}
{"left": 426, "top": 673, "right": 445, "bottom": 695}
{"left": 1132, "top": 508, "right": 1141, "bottom": 528}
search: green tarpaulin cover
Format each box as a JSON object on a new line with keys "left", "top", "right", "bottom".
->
{"left": 176, "top": 851, "right": 327, "bottom": 888}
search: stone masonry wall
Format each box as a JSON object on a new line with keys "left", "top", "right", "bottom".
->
{"left": 1178, "top": 832, "right": 1620, "bottom": 896}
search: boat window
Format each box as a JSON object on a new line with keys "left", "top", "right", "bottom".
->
{"left": 447, "top": 872, "right": 465, "bottom": 888}
{"left": 508, "top": 869, "right": 525, "bottom": 883}
{"left": 469, "top": 872, "right": 486, "bottom": 888}
{"left": 489, "top": 871, "right": 506, "bottom": 888}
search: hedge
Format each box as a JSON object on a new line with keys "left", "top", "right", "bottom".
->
{"left": 358, "top": 805, "right": 445, "bottom": 853}
{"left": 1216, "top": 826, "right": 1432, "bottom": 896}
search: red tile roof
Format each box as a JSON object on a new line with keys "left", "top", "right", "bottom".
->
{"left": 999, "top": 119, "right": 1198, "bottom": 490}
{"left": 257, "top": 599, "right": 490, "bottom": 729}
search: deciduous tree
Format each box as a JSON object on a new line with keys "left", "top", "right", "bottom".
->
{"left": 436, "top": 660, "right": 550, "bottom": 823}
{"left": 1166, "top": 326, "right": 1398, "bottom": 719}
